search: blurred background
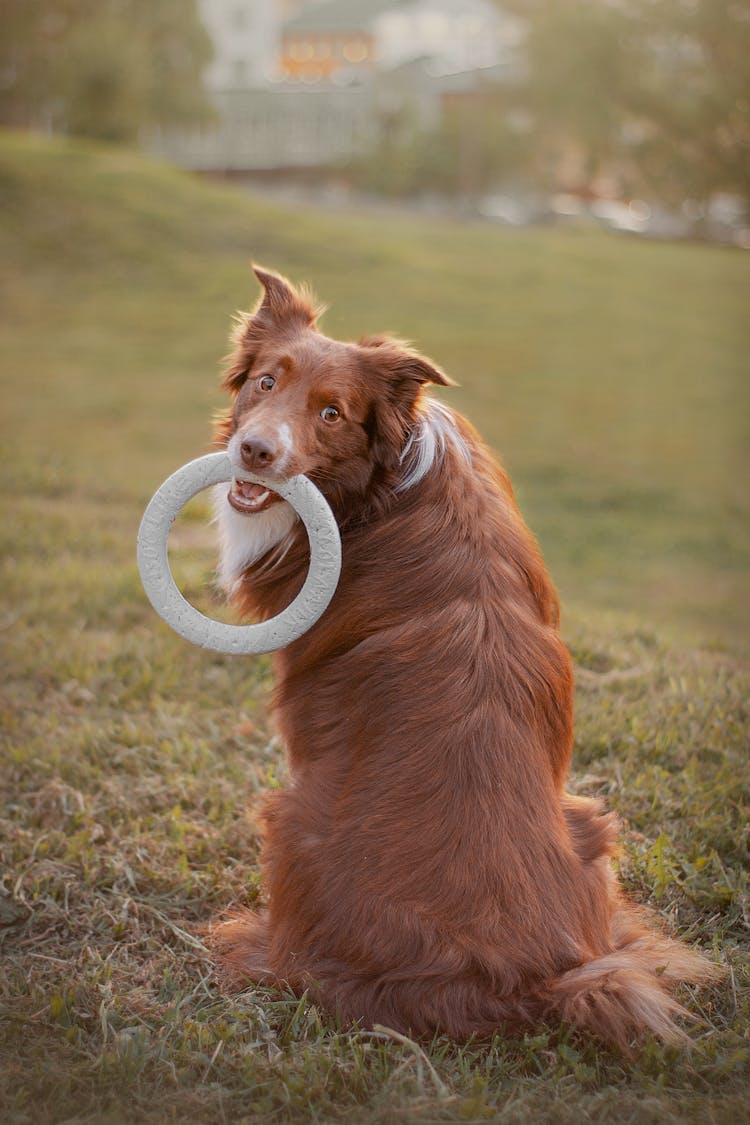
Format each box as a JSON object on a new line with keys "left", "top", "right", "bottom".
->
{"left": 1, "top": 0, "right": 748, "bottom": 653}
{"left": 3, "top": 0, "right": 749, "bottom": 242}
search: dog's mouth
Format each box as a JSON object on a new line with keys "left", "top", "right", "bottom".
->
{"left": 227, "top": 479, "right": 283, "bottom": 515}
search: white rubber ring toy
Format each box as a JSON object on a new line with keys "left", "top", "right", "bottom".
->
{"left": 137, "top": 451, "right": 342, "bottom": 655}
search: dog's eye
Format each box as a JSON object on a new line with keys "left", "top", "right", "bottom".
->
{"left": 321, "top": 406, "right": 340, "bottom": 424}
{"left": 258, "top": 375, "right": 276, "bottom": 392}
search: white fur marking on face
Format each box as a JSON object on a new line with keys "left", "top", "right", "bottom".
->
{"left": 276, "top": 422, "right": 295, "bottom": 474}
{"left": 212, "top": 483, "right": 297, "bottom": 592}
{"left": 397, "top": 398, "right": 472, "bottom": 492}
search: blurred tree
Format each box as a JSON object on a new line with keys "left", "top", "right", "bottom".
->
{"left": 357, "top": 0, "right": 748, "bottom": 206}
{"left": 522, "top": 0, "right": 636, "bottom": 190}
{"left": 627, "top": 0, "right": 750, "bottom": 208}
{"left": 350, "top": 86, "right": 529, "bottom": 202}
{"left": 434, "top": 90, "right": 531, "bottom": 200}
{"left": 0, "top": 0, "right": 213, "bottom": 143}
{"left": 518, "top": 0, "right": 750, "bottom": 206}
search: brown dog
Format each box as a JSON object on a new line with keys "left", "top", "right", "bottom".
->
{"left": 210, "top": 266, "right": 716, "bottom": 1050}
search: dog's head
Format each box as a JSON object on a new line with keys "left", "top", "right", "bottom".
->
{"left": 214, "top": 266, "right": 453, "bottom": 518}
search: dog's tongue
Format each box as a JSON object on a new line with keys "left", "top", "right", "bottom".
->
{"left": 236, "top": 481, "right": 268, "bottom": 501}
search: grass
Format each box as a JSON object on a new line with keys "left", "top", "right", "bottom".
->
{"left": 0, "top": 130, "right": 748, "bottom": 1122}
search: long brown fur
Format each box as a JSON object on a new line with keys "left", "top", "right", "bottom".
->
{"left": 209, "top": 266, "right": 719, "bottom": 1052}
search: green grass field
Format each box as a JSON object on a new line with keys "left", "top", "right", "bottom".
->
{"left": 0, "top": 131, "right": 748, "bottom": 1123}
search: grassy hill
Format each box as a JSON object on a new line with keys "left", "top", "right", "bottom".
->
{"left": 1, "top": 131, "right": 748, "bottom": 649}
{"left": 0, "top": 131, "right": 748, "bottom": 1123}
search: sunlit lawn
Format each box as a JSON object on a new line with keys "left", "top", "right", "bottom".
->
{"left": 0, "top": 132, "right": 748, "bottom": 1123}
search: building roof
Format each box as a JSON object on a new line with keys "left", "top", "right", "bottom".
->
{"left": 284, "top": 0, "right": 408, "bottom": 34}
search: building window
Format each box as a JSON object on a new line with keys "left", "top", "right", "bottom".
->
{"left": 342, "top": 40, "right": 369, "bottom": 63}
{"left": 289, "top": 40, "right": 315, "bottom": 61}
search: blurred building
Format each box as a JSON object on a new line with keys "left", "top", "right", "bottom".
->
{"left": 152, "top": 0, "right": 526, "bottom": 173}
{"left": 156, "top": 83, "right": 373, "bottom": 171}
{"left": 198, "top": 0, "right": 281, "bottom": 88}
{"left": 280, "top": 0, "right": 521, "bottom": 82}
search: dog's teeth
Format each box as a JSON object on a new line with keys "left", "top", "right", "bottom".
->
{"left": 230, "top": 480, "right": 272, "bottom": 510}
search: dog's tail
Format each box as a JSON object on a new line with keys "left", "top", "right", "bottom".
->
{"left": 540, "top": 907, "right": 721, "bottom": 1052}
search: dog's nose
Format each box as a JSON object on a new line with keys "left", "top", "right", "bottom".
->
{"left": 239, "top": 435, "right": 278, "bottom": 472}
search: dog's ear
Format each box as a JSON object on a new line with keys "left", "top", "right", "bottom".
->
{"left": 360, "top": 334, "right": 455, "bottom": 390}
{"left": 252, "top": 266, "right": 321, "bottom": 327}
{"left": 222, "top": 265, "right": 323, "bottom": 394}
{"left": 360, "top": 335, "right": 456, "bottom": 471}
